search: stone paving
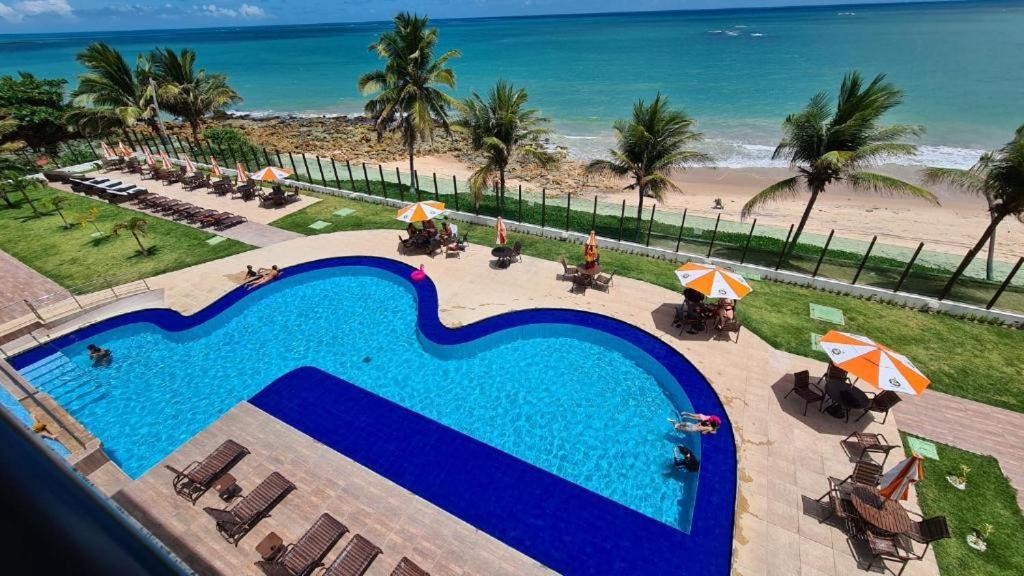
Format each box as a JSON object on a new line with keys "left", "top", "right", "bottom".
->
{"left": 115, "top": 403, "right": 553, "bottom": 576}
{"left": 0, "top": 248, "right": 69, "bottom": 324}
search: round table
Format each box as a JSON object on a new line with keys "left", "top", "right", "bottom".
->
{"left": 579, "top": 263, "right": 602, "bottom": 277}
{"left": 851, "top": 485, "right": 913, "bottom": 535}
{"left": 825, "top": 379, "right": 870, "bottom": 420}
{"left": 491, "top": 246, "right": 513, "bottom": 268}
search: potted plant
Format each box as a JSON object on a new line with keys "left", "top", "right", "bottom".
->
{"left": 966, "top": 523, "right": 994, "bottom": 552}
{"left": 947, "top": 464, "right": 971, "bottom": 490}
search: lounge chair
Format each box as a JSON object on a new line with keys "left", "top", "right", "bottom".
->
{"left": 43, "top": 170, "right": 73, "bottom": 183}
{"left": 215, "top": 215, "right": 247, "bottom": 230}
{"left": 198, "top": 212, "right": 233, "bottom": 227}
{"left": 162, "top": 167, "right": 186, "bottom": 184}
{"left": 100, "top": 157, "right": 125, "bottom": 171}
{"left": 187, "top": 209, "right": 218, "bottom": 224}
{"left": 322, "top": 534, "right": 382, "bottom": 576}
{"left": 390, "top": 557, "right": 430, "bottom": 576}
{"left": 842, "top": 432, "right": 899, "bottom": 465}
{"left": 255, "top": 513, "right": 348, "bottom": 576}
{"left": 204, "top": 471, "right": 295, "bottom": 544}
{"left": 784, "top": 370, "right": 825, "bottom": 416}
{"left": 184, "top": 174, "right": 211, "bottom": 190}
{"left": 164, "top": 439, "right": 249, "bottom": 503}
{"left": 175, "top": 206, "right": 206, "bottom": 220}
{"left": 856, "top": 390, "right": 901, "bottom": 424}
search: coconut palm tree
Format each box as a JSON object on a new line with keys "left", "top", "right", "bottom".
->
{"left": 357, "top": 12, "right": 460, "bottom": 186}
{"left": 49, "top": 195, "right": 70, "bottom": 228}
{"left": 1, "top": 171, "right": 41, "bottom": 214}
{"left": 69, "top": 43, "right": 167, "bottom": 141}
{"left": 586, "top": 94, "right": 711, "bottom": 232}
{"left": 924, "top": 125, "right": 1024, "bottom": 299}
{"left": 454, "top": 80, "right": 554, "bottom": 214}
{"left": 742, "top": 72, "right": 937, "bottom": 256}
{"left": 151, "top": 48, "right": 241, "bottom": 141}
{"left": 111, "top": 216, "right": 150, "bottom": 256}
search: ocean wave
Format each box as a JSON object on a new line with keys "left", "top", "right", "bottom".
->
{"left": 226, "top": 109, "right": 362, "bottom": 120}
{"left": 725, "top": 31, "right": 740, "bottom": 37}
{"left": 750, "top": 33, "right": 764, "bottom": 37}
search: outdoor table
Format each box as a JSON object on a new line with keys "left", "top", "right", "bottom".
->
{"left": 851, "top": 485, "right": 913, "bottom": 535}
{"left": 491, "top": 246, "right": 514, "bottom": 268}
{"left": 824, "top": 379, "right": 870, "bottom": 420}
{"left": 212, "top": 473, "right": 241, "bottom": 502}
{"left": 255, "top": 531, "right": 284, "bottom": 561}
{"left": 579, "top": 264, "right": 601, "bottom": 284}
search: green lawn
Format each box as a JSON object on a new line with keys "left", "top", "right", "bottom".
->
{"left": 0, "top": 186, "right": 251, "bottom": 291}
{"left": 900, "top": 434, "right": 1024, "bottom": 576}
{"left": 272, "top": 191, "right": 1024, "bottom": 412}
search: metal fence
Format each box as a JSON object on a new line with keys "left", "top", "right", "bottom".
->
{"left": 45, "top": 130, "right": 1024, "bottom": 316}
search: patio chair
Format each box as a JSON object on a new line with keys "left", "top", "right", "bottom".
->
{"left": 839, "top": 459, "right": 883, "bottom": 488}
{"left": 390, "top": 557, "right": 430, "bottom": 576}
{"left": 594, "top": 271, "right": 615, "bottom": 292}
{"left": 164, "top": 439, "right": 249, "bottom": 503}
{"left": 204, "top": 471, "right": 295, "bottom": 544}
{"left": 815, "top": 477, "right": 860, "bottom": 532}
{"left": 864, "top": 531, "right": 910, "bottom": 576}
{"left": 843, "top": 432, "right": 900, "bottom": 465}
{"left": 559, "top": 256, "right": 578, "bottom": 280}
{"left": 322, "top": 534, "right": 382, "bottom": 576}
{"left": 783, "top": 370, "right": 825, "bottom": 416}
{"left": 715, "top": 316, "right": 742, "bottom": 342}
{"left": 856, "top": 390, "right": 902, "bottom": 424}
{"left": 256, "top": 513, "right": 348, "bottom": 576}
{"left": 819, "top": 363, "right": 850, "bottom": 386}
{"left": 511, "top": 240, "right": 522, "bottom": 263}
{"left": 903, "top": 515, "right": 950, "bottom": 559}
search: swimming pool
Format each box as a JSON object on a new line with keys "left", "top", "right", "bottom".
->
{"left": 11, "top": 257, "right": 731, "bottom": 534}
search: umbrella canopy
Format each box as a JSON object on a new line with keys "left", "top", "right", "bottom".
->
{"left": 675, "top": 262, "right": 753, "bottom": 300}
{"left": 395, "top": 201, "right": 446, "bottom": 223}
{"left": 100, "top": 142, "right": 116, "bottom": 160}
{"left": 879, "top": 454, "right": 924, "bottom": 501}
{"left": 159, "top": 151, "right": 172, "bottom": 170}
{"left": 818, "top": 331, "right": 930, "bottom": 395}
{"left": 585, "top": 230, "right": 599, "bottom": 263}
{"left": 182, "top": 154, "right": 196, "bottom": 174}
{"left": 210, "top": 157, "right": 222, "bottom": 177}
{"left": 235, "top": 162, "right": 248, "bottom": 184}
{"left": 496, "top": 216, "right": 508, "bottom": 246}
{"left": 250, "top": 166, "right": 294, "bottom": 182}
{"left": 117, "top": 141, "right": 132, "bottom": 157}
{"left": 143, "top": 147, "right": 155, "bottom": 167}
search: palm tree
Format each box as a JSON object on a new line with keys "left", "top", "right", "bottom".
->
{"left": 1, "top": 172, "right": 41, "bottom": 214}
{"left": 49, "top": 195, "right": 70, "bottom": 228}
{"left": 75, "top": 206, "right": 103, "bottom": 236}
{"left": 586, "top": 94, "right": 711, "bottom": 232}
{"left": 111, "top": 216, "right": 150, "bottom": 256}
{"left": 151, "top": 48, "right": 241, "bottom": 141}
{"left": 742, "top": 72, "right": 937, "bottom": 256}
{"left": 69, "top": 43, "right": 166, "bottom": 140}
{"left": 454, "top": 81, "right": 554, "bottom": 214}
{"left": 357, "top": 12, "right": 460, "bottom": 186}
{"left": 924, "top": 126, "right": 1024, "bottom": 299}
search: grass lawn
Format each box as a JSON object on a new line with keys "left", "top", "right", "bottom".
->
{"left": 900, "top": 434, "right": 1024, "bottom": 576}
{"left": 0, "top": 186, "right": 251, "bottom": 291}
{"left": 274, "top": 193, "right": 1024, "bottom": 412}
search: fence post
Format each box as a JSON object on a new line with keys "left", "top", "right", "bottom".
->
{"left": 301, "top": 153, "right": 312, "bottom": 183}
{"left": 706, "top": 213, "right": 722, "bottom": 257}
{"left": 812, "top": 230, "right": 835, "bottom": 277}
{"left": 362, "top": 163, "right": 372, "bottom": 196}
{"left": 617, "top": 200, "right": 626, "bottom": 241}
{"left": 591, "top": 196, "right": 598, "bottom": 230}
{"left": 346, "top": 160, "right": 356, "bottom": 190}
{"left": 433, "top": 172, "right": 439, "bottom": 201}
{"left": 894, "top": 242, "right": 925, "bottom": 293}
{"left": 285, "top": 151, "right": 298, "bottom": 180}
{"left": 851, "top": 236, "right": 877, "bottom": 285}
{"left": 646, "top": 205, "right": 657, "bottom": 247}
{"left": 315, "top": 156, "right": 327, "bottom": 187}
{"left": 275, "top": 149, "right": 285, "bottom": 169}
{"left": 987, "top": 256, "right": 1024, "bottom": 310}
{"left": 518, "top": 185, "right": 523, "bottom": 222}
{"left": 260, "top": 147, "right": 272, "bottom": 166}
{"left": 173, "top": 135, "right": 187, "bottom": 158}
{"left": 541, "top": 188, "right": 546, "bottom": 228}
{"left": 395, "top": 168, "right": 404, "bottom": 200}
{"left": 739, "top": 219, "right": 757, "bottom": 264}
{"left": 565, "top": 193, "right": 572, "bottom": 232}
{"left": 452, "top": 176, "right": 459, "bottom": 210}
{"left": 329, "top": 158, "right": 341, "bottom": 189}
{"left": 378, "top": 165, "right": 390, "bottom": 198}
{"left": 775, "top": 224, "right": 795, "bottom": 270}
{"left": 675, "top": 209, "right": 688, "bottom": 252}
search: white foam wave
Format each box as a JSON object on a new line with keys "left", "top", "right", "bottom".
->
{"left": 750, "top": 33, "right": 764, "bottom": 37}
{"left": 226, "top": 109, "right": 361, "bottom": 120}
{"left": 725, "top": 31, "right": 740, "bottom": 37}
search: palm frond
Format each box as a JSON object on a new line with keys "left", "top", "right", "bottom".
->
{"left": 741, "top": 176, "right": 803, "bottom": 218}
{"left": 846, "top": 171, "right": 940, "bottom": 204}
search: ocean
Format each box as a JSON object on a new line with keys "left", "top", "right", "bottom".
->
{"left": 2, "top": 1, "right": 1022, "bottom": 168}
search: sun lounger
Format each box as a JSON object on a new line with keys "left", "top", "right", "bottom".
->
{"left": 156, "top": 201, "right": 188, "bottom": 214}
{"left": 390, "top": 557, "right": 430, "bottom": 576}
{"left": 174, "top": 206, "right": 205, "bottom": 220}
{"left": 164, "top": 439, "right": 248, "bottom": 503}
{"left": 43, "top": 170, "right": 74, "bottom": 183}
{"left": 183, "top": 174, "right": 211, "bottom": 190}
{"left": 100, "top": 157, "right": 125, "bottom": 171}
{"left": 162, "top": 167, "right": 187, "bottom": 184}
{"left": 322, "top": 534, "right": 382, "bottom": 576}
{"left": 256, "top": 513, "right": 348, "bottom": 576}
{"left": 198, "top": 212, "right": 234, "bottom": 227}
{"left": 215, "top": 215, "right": 247, "bottom": 230}
{"left": 186, "top": 209, "right": 218, "bottom": 223}
{"left": 204, "top": 471, "right": 295, "bottom": 544}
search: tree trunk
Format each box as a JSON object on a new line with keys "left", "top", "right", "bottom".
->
{"left": 634, "top": 176, "right": 646, "bottom": 240}
{"left": 132, "top": 231, "right": 148, "bottom": 256}
{"left": 1, "top": 194, "right": 13, "bottom": 209}
{"left": 407, "top": 131, "right": 416, "bottom": 192}
{"left": 785, "top": 184, "right": 823, "bottom": 259}
{"left": 939, "top": 212, "right": 1006, "bottom": 300}
{"left": 984, "top": 196, "right": 999, "bottom": 281}
{"left": 498, "top": 169, "right": 507, "bottom": 217}
{"left": 190, "top": 119, "right": 201, "bottom": 142}
{"left": 21, "top": 190, "right": 39, "bottom": 216}
{"left": 56, "top": 209, "right": 69, "bottom": 229}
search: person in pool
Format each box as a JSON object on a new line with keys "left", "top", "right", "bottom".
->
{"left": 246, "top": 265, "right": 280, "bottom": 290}
{"left": 86, "top": 344, "right": 112, "bottom": 366}
{"left": 673, "top": 445, "right": 700, "bottom": 472}
{"left": 669, "top": 411, "right": 721, "bottom": 434}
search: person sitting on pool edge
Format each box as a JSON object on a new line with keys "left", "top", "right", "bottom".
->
{"left": 246, "top": 265, "right": 280, "bottom": 290}
{"left": 673, "top": 445, "right": 700, "bottom": 472}
{"left": 31, "top": 420, "right": 59, "bottom": 441}
{"left": 243, "top": 266, "right": 276, "bottom": 287}
{"left": 244, "top": 265, "right": 259, "bottom": 281}
{"left": 669, "top": 411, "right": 721, "bottom": 434}
{"left": 86, "top": 344, "right": 112, "bottom": 366}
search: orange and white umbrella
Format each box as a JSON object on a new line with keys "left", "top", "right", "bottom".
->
{"left": 396, "top": 201, "right": 446, "bottom": 223}
{"left": 585, "top": 230, "right": 599, "bottom": 263}
{"left": 181, "top": 154, "right": 196, "bottom": 174}
{"left": 117, "top": 141, "right": 132, "bottom": 157}
{"left": 675, "top": 262, "right": 753, "bottom": 300}
{"left": 235, "top": 162, "right": 249, "bottom": 184}
{"left": 879, "top": 454, "right": 924, "bottom": 501}
{"left": 210, "top": 156, "right": 222, "bottom": 177}
{"left": 250, "top": 166, "right": 294, "bottom": 182}
{"left": 101, "top": 142, "right": 116, "bottom": 159}
{"left": 143, "top": 147, "right": 155, "bottom": 167}
{"left": 496, "top": 216, "right": 508, "bottom": 246}
{"left": 818, "top": 331, "right": 930, "bottom": 395}
{"left": 159, "top": 151, "right": 172, "bottom": 170}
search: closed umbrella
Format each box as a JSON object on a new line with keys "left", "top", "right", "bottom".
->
{"left": 585, "top": 230, "right": 599, "bottom": 264}
{"left": 209, "top": 156, "right": 222, "bottom": 178}
{"left": 101, "top": 142, "right": 116, "bottom": 160}
{"left": 143, "top": 147, "right": 155, "bottom": 167}
{"left": 235, "top": 162, "right": 249, "bottom": 184}
{"left": 159, "top": 151, "right": 172, "bottom": 170}
{"left": 675, "top": 262, "right": 753, "bottom": 300}
{"left": 181, "top": 154, "right": 196, "bottom": 174}
{"left": 250, "top": 166, "right": 294, "bottom": 182}
{"left": 496, "top": 216, "right": 508, "bottom": 246}
{"left": 395, "top": 201, "right": 446, "bottom": 223}
{"left": 818, "top": 331, "right": 930, "bottom": 395}
{"left": 879, "top": 454, "right": 924, "bottom": 501}
{"left": 117, "top": 141, "right": 132, "bottom": 157}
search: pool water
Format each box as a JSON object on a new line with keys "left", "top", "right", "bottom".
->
{"left": 17, "top": 266, "right": 704, "bottom": 530}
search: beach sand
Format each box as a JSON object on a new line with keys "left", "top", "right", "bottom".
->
{"left": 381, "top": 155, "right": 1024, "bottom": 264}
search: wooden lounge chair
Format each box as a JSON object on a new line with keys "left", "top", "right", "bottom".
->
{"left": 175, "top": 206, "right": 205, "bottom": 220}
{"left": 784, "top": 370, "right": 825, "bottom": 416}
{"left": 162, "top": 167, "right": 186, "bottom": 184}
{"left": 198, "top": 212, "right": 233, "bottom": 227}
{"left": 164, "top": 439, "right": 248, "bottom": 503}
{"left": 390, "top": 557, "right": 430, "bottom": 576}
{"left": 843, "top": 432, "right": 900, "bottom": 465}
{"left": 187, "top": 209, "right": 218, "bottom": 223}
{"left": 856, "top": 390, "right": 901, "bottom": 424}
{"left": 322, "top": 534, "right": 382, "bottom": 576}
{"left": 256, "top": 513, "right": 348, "bottom": 576}
{"left": 215, "top": 215, "right": 247, "bottom": 230}
{"left": 204, "top": 471, "right": 295, "bottom": 544}
{"left": 183, "top": 173, "right": 211, "bottom": 190}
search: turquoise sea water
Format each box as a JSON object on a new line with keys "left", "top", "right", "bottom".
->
{"left": 2, "top": 1, "right": 1022, "bottom": 166}
{"left": 16, "top": 267, "right": 702, "bottom": 530}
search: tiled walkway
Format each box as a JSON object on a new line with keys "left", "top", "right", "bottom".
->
{"left": 0, "top": 249, "right": 68, "bottom": 324}
{"left": 897, "top": 390, "right": 1024, "bottom": 509}
{"left": 214, "top": 221, "right": 303, "bottom": 248}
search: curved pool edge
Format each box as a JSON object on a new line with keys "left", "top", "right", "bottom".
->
{"left": 8, "top": 255, "right": 737, "bottom": 575}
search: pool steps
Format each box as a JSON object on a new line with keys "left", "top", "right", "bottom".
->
{"left": 18, "top": 353, "right": 107, "bottom": 411}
